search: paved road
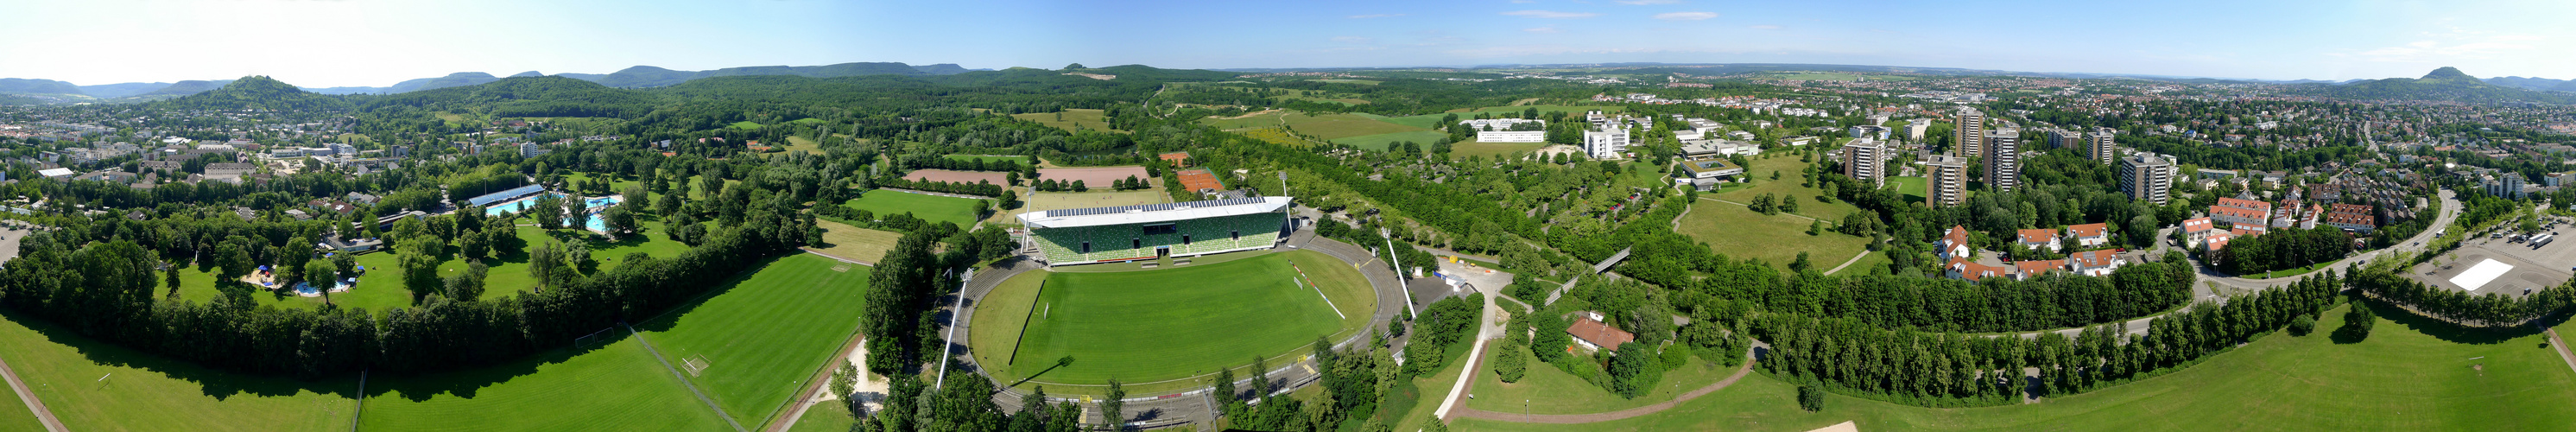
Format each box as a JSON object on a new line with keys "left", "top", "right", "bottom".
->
{"left": 1432, "top": 286, "right": 1503, "bottom": 420}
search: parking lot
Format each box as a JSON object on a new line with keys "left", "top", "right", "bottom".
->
{"left": 2409, "top": 223, "right": 2576, "bottom": 298}
{"left": 0, "top": 225, "right": 28, "bottom": 265}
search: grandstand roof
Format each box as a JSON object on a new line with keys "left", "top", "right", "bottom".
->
{"left": 1018, "top": 196, "right": 1291, "bottom": 229}
{"left": 465, "top": 185, "right": 545, "bottom": 207}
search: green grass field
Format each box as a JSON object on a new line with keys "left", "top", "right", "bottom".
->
{"left": 1010, "top": 109, "right": 1117, "bottom": 132}
{"left": 728, "top": 121, "right": 764, "bottom": 130}
{"left": 1675, "top": 200, "right": 1872, "bottom": 270}
{"left": 845, "top": 190, "right": 986, "bottom": 229}
{"left": 1332, "top": 130, "right": 1451, "bottom": 150}
{"left": 813, "top": 219, "right": 902, "bottom": 263}
{"left": 174, "top": 220, "right": 695, "bottom": 313}
{"left": 1454, "top": 302, "right": 2576, "bottom": 431}
{"left": 1309, "top": 79, "right": 1382, "bottom": 85}
{"left": 1452, "top": 141, "right": 1553, "bottom": 161}
{"left": 0, "top": 310, "right": 358, "bottom": 431}
{"left": 1889, "top": 175, "right": 1927, "bottom": 204}
{"left": 358, "top": 334, "right": 731, "bottom": 431}
{"left": 0, "top": 375, "right": 34, "bottom": 432}
{"left": 787, "top": 402, "right": 858, "bottom": 432}
{"left": 635, "top": 254, "right": 871, "bottom": 428}
{"left": 971, "top": 251, "right": 1374, "bottom": 394}
{"left": 1462, "top": 348, "right": 1737, "bottom": 415}
{"left": 1707, "top": 156, "right": 1865, "bottom": 221}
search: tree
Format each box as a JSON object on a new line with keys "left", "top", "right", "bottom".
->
{"left": 1782, "top": 196, "right": 1801, "bottom": 213}
{"left": 445, "top": 261, "right": 489, "bottom": 302}
{"left": 2288, "top": 314, "right": 2317, "bottom": 336}
{"left": 397, "top": 238, "right": 443, "bottom": 302}
{"left": 302, "top": 258, "right": 339, "bottom": 292}
{"left": 213, "top": 240, "right": 254, "bottom": 283}
{"left": 1798, "top": 382, "right": 1826, "bottom": 411}
{"left": 532, "top": 194, "right": 565, "bottom": 230}
{"left": 565, "top": 197, "right": 592, "bottom": 232}
{"left": 1791, "top": 251, "right": 1813, "bottom": 271}
{"left": 1100, "top": 378, "right": 1125, "bottom": 429}
{"left": 1495, "top": 343, "right": 1529, "bottom": 383}
{"left": 2338, "top": 302, "right": 2377, "bottom": 341}
{"left": 602, "top": 204, "right": 638, "bottom": 235}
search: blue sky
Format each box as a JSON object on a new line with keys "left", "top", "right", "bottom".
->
{"left": 2, "top": 0, "right": 2568, "bottom": 87}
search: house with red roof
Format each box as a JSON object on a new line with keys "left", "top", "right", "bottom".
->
{"left": 2181, "top": 217, "right": 2216, "bottom": 247}
{"left": 2210, "top": 197, "right": 2273, "bottom": 227}
{"left": 1939, "top": 226, "right": 1973, "bottom": 261}
{"left": 1566, "top": 314, "right": 1636, "bottom": 352}
{"left": 2065, "top": 223, "right": 2110, "bottom": 248}
{"left": 1947, "top": 257, "right": 2015, "bottom": 282}
{"left": 2018, "top": 228, "right": 2061, "bottom": 252}
{"left": 2066, "top": 250, "right": 2123, "bottom": 276}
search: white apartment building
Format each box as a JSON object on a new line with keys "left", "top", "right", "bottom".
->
{"left": 1583, "top": 128, "right": 1631, "bottom": 159}
{"left": 1843, "top": 138, "right": 1890, "bottom": 187}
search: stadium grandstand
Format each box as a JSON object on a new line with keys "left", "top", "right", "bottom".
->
{"left": 1018, "top": 196, "right": 1292, "bottom": 266}
{"left": 465, "top": 184, "right": 545, "bottom": 207}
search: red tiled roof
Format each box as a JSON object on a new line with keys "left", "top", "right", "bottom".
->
{"left": 1566, "top": 317, "right": 1635, "bottom": 350}
{"left": 2209, "top": 206, "right": 2268, "bottom": 220}
{"left": 1951, "top": 257, "right": 2012, "bottom": 281}
{"left": 2066, "top": 223, "right": 2108, "bottom": 238}
{"left": 2182, "top": 217, "right": 2214, "bottom": 233}
{"left": 2016, "top": 259, "right": 2066, "bottom": 276}
{"left": 2215, "top": 197, "right": 2272, "bottom": 213}
{"left": 2018, "top": 229, "right": 2059, "bottom": 244}
{"left": 1943, "top": 226, "right": 1971, "bottom": 246}
{"left": 2069, "top": 250, "right": 2119, "bottom": 268}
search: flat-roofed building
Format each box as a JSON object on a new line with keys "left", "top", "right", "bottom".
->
{"left": 1842, "top": 137, "right": 1890, "bottom": 187}
{"left": 2088, "top": 127, "right": 2118, "bottom": 164}
{"left": 1954, "top": 107, "right": 1985, "bottom": 157}
{"left": 1927, "top": 155, "right": 1969, "bottom": 207}
{"left": 2118, "top": 153, "right": 2174, "bottom": 205}
{"left": 1984, "top": 129, "right": 2022, "bottom": 191}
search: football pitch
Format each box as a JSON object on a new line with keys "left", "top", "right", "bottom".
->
{"left": 634, "top": 254, "right": 871, "bottom": 428}
{"left": 971, "top": 251, "right": 1375, "bottom": 394}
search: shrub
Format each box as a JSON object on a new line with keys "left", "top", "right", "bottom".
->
{"left": 2337, "top": 302, "right": 2377, "bottom": 342}
{"left": 1660, "top": 344, "right": 1692, "bottom": 369}
{"left": 1798, "top": 383, "right": 1826, "bottom": 411}
{"left": 2288, "top": 314, "right": 2316, "bottom": 336}
{"left": 1495, "top": 343, "right": 1529, "bottom": 383}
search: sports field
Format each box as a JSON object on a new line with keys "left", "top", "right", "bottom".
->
{"left": 636, "top": 254, "right": 871, "bottom": 428}
{"left": 970, "top": 251, "right": 1375, "bottom": 394}
{"left": 1035, "top": 166, "right": 1153, "bottom": 186}
{"left": 813, "top": 219, "right": 902, "bottom": 264}
{"left": 1453, "top": 302, "right": 2576, "bottom": 431}
{"left": 1332, "top": 130, "right": 1451, "bottom": 151}
{"left": 358, "top": 334, "right": 732, "bottom": 431}
{"left": 844, "top": 190, "right": 985, "bottom": 229}
{"left": 0, "top": 310, "right": 358, "bottom": 431}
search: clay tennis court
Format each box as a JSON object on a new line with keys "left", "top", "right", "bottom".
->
{"left": 905, "top": 169, "right": 1009, "bottom": 185}
{"left": 1037, "top": 166, "right": 1152, "bottom": 185}
{"left": 1174, "top": 168, "right": 1224, "bottom": 193}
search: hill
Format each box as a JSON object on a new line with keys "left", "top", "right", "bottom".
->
{"left": 2300, "top": 67, "right": 2576, "bottom": 105}
{"left": 364, "top": 75, "right": 657, "bottom": 118}
{"left": 128, "top": 79, "right": 237, "bottom": 100}
{"left": 78, "top": 82, "right": 176, "bottom": 98}
{"left": 0, "top": 78, "right": 84, "bottom": 95}
{"left": 577, "top": 61, "right": 969, "bottom": 88}
{"left": 152, "top": 76, "right": 352, "bottom": 111}
{"left": 2484, "top": 76, "right": 2573, "bottom": 92}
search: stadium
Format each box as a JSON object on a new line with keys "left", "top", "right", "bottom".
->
{"left": 1016, "top": 196, "right": 1293, "bottom": 266}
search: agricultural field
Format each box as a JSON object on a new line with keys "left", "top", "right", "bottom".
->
{"left": 1383, "top": 105, "right": 1623, "bottom": 129}
{"left": 1010, "top": 109, "right": 1117, "bottom": 132}
{"left": 969, "top": 251, "right": 1374, "bottom": 396}
{"left": 0, "top": 310, "right": 358, "bottom": 432}
{"left": 1332, "top": 130, "right": 1451, "bottom": 151}
{"left": 843, "top": 190, "right": 987, "bottom": 229}
{"left": 1454, "top": 302, "right": 2576, "bottom": 431}
{"left": 358, "top": 334, "right": 731, "bottom": 431}
{"left": 812, "top": 219, "right": 902, "bottom": 264}
{"left": 635, "top": 254, "right": 871, "bottom": 428}
{"left": 1201, "top": 111, "right": 1427, "bottom": 140}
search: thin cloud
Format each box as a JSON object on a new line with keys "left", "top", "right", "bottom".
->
{"left": 1503, "top": 10, "right": 1598, "bottom": 19}
{"left": 1347, "top": 14, "right": 1405, "bottom": 19}
{"left": 1524, "top": 27, "right": 1562, "bottom": 34}
{"left": 1654, "top": 12, "right": 1718, "bottom": 21}
{"left": 1615, "top": 0, "right": 1681, "bottom": 4}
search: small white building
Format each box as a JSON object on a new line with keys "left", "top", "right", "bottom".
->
{"left": 1476, "top": 130, "right": 1546, "bottom": 143}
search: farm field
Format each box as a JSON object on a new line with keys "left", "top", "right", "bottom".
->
{"left": 358, "top": 334, "right": 731, "bottom": 431}
{"left": 1201, "top": 111, "right": 1427, "bottom": 139}
{"left": 0, "top": 310, "right": 358, "bottom": 432}
{"left": 902, "top": 168, "right": 1009, "bottom": 186}
{"left": 1010, "top": 109, "right": 1117, "bottom": 132}
{"left": 1383, "top": 105, "right": 1623, "bottom": 129}
{"left": 970, "top": 251, "right": 1374, "bottom": 396}
{"left": 1675, "top": 200, "right": 1872, "bottom": 271}
{"left": 1035, "top": 166, "right": 1153, "bottom": 186}
{"left": 635, "top": 254, "right": 871, "bottom": 428}
{"left": 844, "top": 190, "right": 986, "bottom": 229}
{"left": 812, "top": 219, "right": 902, "bottom": 264}
{"left": 1453, "top": 302, "right": 2576, "bottom": 431}
{"left": 1332, "top": 130, "right": 1450, "bottom": 151}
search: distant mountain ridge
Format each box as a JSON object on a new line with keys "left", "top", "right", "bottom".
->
{"left": 0, "top": 78, "right": 83, "bottom": 95}
{"left": 577, "top": 61, "right": 967, "bottom": 87}
{"left": 2296, "top": 67, "right": 2576, "bottom": 105}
